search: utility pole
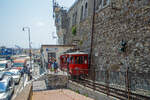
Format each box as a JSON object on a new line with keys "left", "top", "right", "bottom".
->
{"left": 89, "top": 0, "right": 96, "bottom": 69}
{"left": 22, "top": 27, "right": 32, "bottom": 74}
{"left": 89, "top": 0, "right": 96, "bottom": 89}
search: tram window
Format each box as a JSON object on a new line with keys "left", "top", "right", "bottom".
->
{"left": 67, "top": 57, "right": 71, "bottom": 64}
{"left": 65, "top": 57, "right": 67, "bottom": 64}
{"left": 79, "top": 57, "right": 81, "bottom": 64}
{"left": 70, "top": 56, "right": 74, "bottom": 64}
{"left": 75, "top": 56, "right": 80, "bottom": 64}
{"left": 79, "top": 56, "right": 84, "bottom": 64}
{"left": 84, "top": 56, "right": 87, "bottom": 64}
{"left": 72, "top": 57, "right": 74, "bottom": 64}
{"left": 75, "top": 56, "right": 77, "bottom": 64}
{"left": 63, "top": 57, "right": 66, "bottom": 64}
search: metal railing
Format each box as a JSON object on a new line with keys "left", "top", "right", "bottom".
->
{"left": 69, "top": 67, "right": 150, "bottom": 100}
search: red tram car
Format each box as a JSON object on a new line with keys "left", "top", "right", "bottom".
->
{"left": 60, "top": 51, "right": 88, "bottom": 76}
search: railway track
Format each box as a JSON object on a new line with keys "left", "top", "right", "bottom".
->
{"left": 71, "top": 78, "right": 150, "bottom": 100}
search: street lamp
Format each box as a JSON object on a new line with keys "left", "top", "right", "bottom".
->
{"left": 22, "top": 27, "right": 32, "bottom": 71}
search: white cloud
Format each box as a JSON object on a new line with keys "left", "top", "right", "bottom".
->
{"left": 36, "top": 21, "right": 45, "bottom": 27}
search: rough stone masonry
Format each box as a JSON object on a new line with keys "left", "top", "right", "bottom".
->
{"left": 92, "top": 0, "right": 150, "bottom": 73}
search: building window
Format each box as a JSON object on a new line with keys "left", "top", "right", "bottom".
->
{"left": 80, "top": 6, "right": 84, "bottom": 21}
{"left": 72, "top": 15, "right": 74, "bottom": 25}
{"left": 72, "top": 12, "right": 77, "bottom": 26}
{"left": 96, "top": 0, "right": 110, "bottom": 10}
{"left": 75, "top": 12, "right": 77, "bottom": 24}
{"left": 67, "top": 17, "right": 70, "bottom": 27}
{"left": 84, "top": 2, "right": 88, "bottom": 18}
{"left": 103, "top": 0, "right": 109, "bottom": 7}
{"left": 96, "top": 0, "right": 102, "bottom": 10}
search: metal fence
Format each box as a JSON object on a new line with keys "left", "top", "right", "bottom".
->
{"left": 129, "top": 72, "right": 150, "bottom": 96}
{"left": 70, "top": 67, "right": 150, "bottom": 100}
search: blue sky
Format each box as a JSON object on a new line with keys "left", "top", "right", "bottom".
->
{"left": 0, "top": 0, "right": 75, "bottom": 48}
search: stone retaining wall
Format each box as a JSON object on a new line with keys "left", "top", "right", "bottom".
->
{"left": 67, "top": 80, "right": 118, "bottom": 100}
{"left": 45, "top": 74, "right": 68, "bottom": 89}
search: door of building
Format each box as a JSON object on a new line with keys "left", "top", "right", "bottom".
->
{"left": 48, "top": 53, "right": 56, "bottom": 63}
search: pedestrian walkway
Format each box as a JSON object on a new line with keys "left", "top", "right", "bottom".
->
{"left": 48, "top": 68, "right": 68, "bottom": 76}
{"left": 32, "top": 89, "right": 94, "bottom": 100}
{"left": 32, "top": 63, "right": 43, "bottom": 80}
{"left": 33, "top": 63, "right": 40, "bottom": 76}
{"left": 31, "top": 64, "right": 93, "bottom": 100}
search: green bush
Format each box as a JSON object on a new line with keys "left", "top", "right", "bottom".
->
{"left": 84, "top": 93, "right": 88, "bottom": 97}
{"left": 72, "top": 26, "right": 76, "bottom": 36}
{"left": 79, "top": 40, "right": 83, "bottom": 45}
{"left": 75, "top": 90, "right": 80, "bottom": 94}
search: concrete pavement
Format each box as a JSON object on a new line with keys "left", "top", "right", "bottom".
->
{"left": 32, "top": 89, "right": 94, "bottom": 100}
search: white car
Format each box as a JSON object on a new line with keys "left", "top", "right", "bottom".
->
{"left": 0, "top": 74, "right": 14, "bottom": 100}
{"left": 4, "top": 69, "right": 21, "bottom": 84}
{"left": 9, "top": 69, "right": 21, "bottom": 83}
{"left": 0, "top": 60, "right": 11, "bottom": 71}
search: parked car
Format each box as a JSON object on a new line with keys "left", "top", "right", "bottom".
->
{"left": 12, "top": 59, "right": 27, "bottom": 75}
{"left": 0, "top": 72, "right": 5, "bottom": 80}
{"left": 0, "top": 60, "right": 11, "bottom": 71}
{"left": 9, "top": 69, "right": 21, "bottom": 84}
{"left": 0, "top": 57, "right": 6, "bottom": 61}
{"left": 0, "top": 74, "right": 14, "bottom": 100}
{"left": 4, "top": 70, "right": 21, "bottom": 84}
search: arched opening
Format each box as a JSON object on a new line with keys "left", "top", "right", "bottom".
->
{"left": 96, "top": 0, "right": 102, "bottom": 10}
{"left": 103, "top": 0, "right": 109, "bottom": 7}
{"left": 84, "top": 2, "right": 88, "bottom": 18}
{"left": 80, "top": 6, "right": 84, "bottom": 20}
